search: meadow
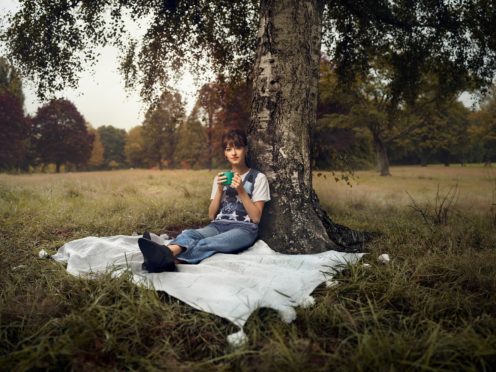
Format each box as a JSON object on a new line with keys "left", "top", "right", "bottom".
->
{"left": 0, "top": 165, "right": 495, "bottom": 370}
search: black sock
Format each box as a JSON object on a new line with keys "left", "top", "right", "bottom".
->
{"left": 138, "top": 238, "right": 176, "bottom": 272}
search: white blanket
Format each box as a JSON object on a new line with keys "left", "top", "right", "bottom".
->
{"left": 52, "top": 233, "right": 364, "bottom": 346}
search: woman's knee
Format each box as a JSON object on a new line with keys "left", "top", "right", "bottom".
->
{"left": 180, "top": 229, "right": 203, "bottom": 239}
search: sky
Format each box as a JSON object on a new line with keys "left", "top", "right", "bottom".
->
{"left": 0, "top": 0, "right": 211, "bottom": 131}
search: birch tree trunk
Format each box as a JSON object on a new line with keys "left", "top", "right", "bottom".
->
{"left": 248, "top": 0, "right": 371, "bottom": 253}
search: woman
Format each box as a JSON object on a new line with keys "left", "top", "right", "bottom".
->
{"left": 138, "top": 129, "right": 271, "bottom": 272}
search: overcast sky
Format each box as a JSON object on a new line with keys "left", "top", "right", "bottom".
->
{"left": 0, "top": 0, "right": 210, "bottom": 131}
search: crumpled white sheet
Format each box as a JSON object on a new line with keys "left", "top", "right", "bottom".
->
{"left": 52, "top": 233, "right": 364, "bottom": 346}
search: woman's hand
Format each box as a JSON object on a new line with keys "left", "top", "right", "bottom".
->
{"left": 231, "top": 173, "right": 244, "bottom": 193}
{"left": 216, "top": 172, "right": 227, "bottom": 190}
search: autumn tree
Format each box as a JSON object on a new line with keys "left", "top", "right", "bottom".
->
{"left": 195, "top": 79, "right": 251, "bottom": 168}
{"left": 4, "top": 1, "right": 496, "bottom": 252}
{"left": 87, "top": 123, "right": 105, "bottom": 169}
{"left": 197, "top": 83, "right": 223, "bottom": 170}
{"left": 142, "top": 89, "right": 185, "bottom": 169}
{"left": 174, "top": 105, "right": 207, "bottom": 169}
{"left": 125, "top": 125, "right": 147, "bottom": 168}
{"left": 32, "top": 98, "right": 94, "bottom": 172}
{"left": 0, "top": 93, "right": 29, "bottom": 170}
{"left": 97, "top": 125, "right": 127, "bottom": 169}
{"left": 213, "top": 80, "right": 251, "bottom": 166}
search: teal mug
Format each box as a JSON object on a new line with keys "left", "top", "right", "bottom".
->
{"left": 222, "top": 171, "right": 234, "bottom": 185}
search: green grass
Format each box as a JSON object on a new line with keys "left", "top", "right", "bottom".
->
{"left": 1, "top": 167, "right": 495, "bottom": 370}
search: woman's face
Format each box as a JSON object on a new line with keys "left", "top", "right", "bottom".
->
{"left": 224, "top": 143, "right": 247, "bottom": 167}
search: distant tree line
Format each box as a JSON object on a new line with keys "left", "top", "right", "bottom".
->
{"left": 1, "top": 56, "right": 495, "bottom": 174}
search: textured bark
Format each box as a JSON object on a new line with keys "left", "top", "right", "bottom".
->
{"left": 207, "top": 112, "right": 213, "bottom": 171}
{"left": 373, "top": 134, "right": 391, "bottom": 176}
{"left": 248, "top": 0, "right": 372, "bottom": 253}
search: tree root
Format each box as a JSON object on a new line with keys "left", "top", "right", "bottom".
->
{"left": 311, "top": 189, "right": 380, "bottom": 253}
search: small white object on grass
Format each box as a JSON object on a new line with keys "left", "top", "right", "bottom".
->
{"left": 278, "top": 307, "right": 297, "bottom": 323}
{"left": 300, "top": 295, "right": 315, "bottom": 308}
{"left": 325, "top": 280, "right": 339, "bottom": 288}
{"left": 362, "top": 263, "right": 372, "bottom": 268}
{"left": 377, "top": 254, "right": 390, "bottom": 264}
{"left": 227, "top": 329, "right": 248, "bottom": 348}
{"left": 38, "top": 249, "right": 49, "bottom": 259}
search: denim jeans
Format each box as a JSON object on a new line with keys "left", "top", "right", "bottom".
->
{"left": 170, "top": 221, "right": 259, "bottom": 264}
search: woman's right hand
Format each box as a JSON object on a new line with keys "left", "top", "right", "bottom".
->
{"left": 216, "top": 172, "right": 226, "bottom": 189}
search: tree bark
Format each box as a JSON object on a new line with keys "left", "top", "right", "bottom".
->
{"left": 207, "top": 111, "right": 213, "bottom": 170}
{"left": 248, "top": 0, "right": 372, "bottom": 254}
{"left": 372, "top": 133, "right": 391, "bottom": 176}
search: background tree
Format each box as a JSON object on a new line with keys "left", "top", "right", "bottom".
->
{"left": 213, "top": 80, "right": 251, "bottom": 166}
{"left": 87, "top": 124, "right": 105, "bottom": 169}
{"left": 315, "top": 59, "right": 374, "bottom": 170}
{"left": 174, "top": 105, "right": 207, "bottom": 169}
{"left": 142, "top": 90, "right": 185, "bottom": 169}
{"left": 0, "top": 57, "right": 28, "bottom": 171}
{"left": 401, "top": 100, "right": 470, "bottom": 167}
{"left": 0, "top": 93, "right": 29, "bottom": 170}
{"left": 18, "top": 115, "right": 38, "bottom": 172}
{"left": 33, "top": 98, "right": 93, "bottom": 173}
{"left": 97, "top": 125, "right": 127, "bottom": 169}
{"left": 4, "top": 1, "right": 496, "bottom": 252}
{"left": 197, "top": 83, "right": 223, "bottom": 170}
{"left": 0, "top": 56, "right": 24, "bottom": 107}
{"left": 125, "top": 125, "right": 147, "bottom": 168}
{"left": 196, "top": 79, "right": 252, "bottom": 167}
{"left": 318, "top": 58, "right": 473, "bottom": 173}
{"left": 468, "top": 91, "right": 496, "bottom": 166}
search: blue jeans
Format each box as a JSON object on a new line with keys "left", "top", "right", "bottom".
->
{"left": 170, "top": 221, "right": 259, "bottom": 264}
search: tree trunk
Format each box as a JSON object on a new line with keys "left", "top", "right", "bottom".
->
{"left": 56, "top": 162, "right": 61, "bottom": 173}
{"left": 372, "top": 134, "right": 391, "bottom": 176}
{"left": 420, "top": 156, "right": 428, "bottom": 167}
{"left": 248, "top": 0, "right": 371, "bottom": 253}
{"left": 207, "top": 112, "right": 213, "bottom": 170}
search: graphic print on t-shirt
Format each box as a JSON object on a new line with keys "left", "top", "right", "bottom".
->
{"left": 215, "top": 168, "right": 259, "bottom": 223}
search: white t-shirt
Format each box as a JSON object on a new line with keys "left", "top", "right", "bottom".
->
{"left": 210, "top": 169, "right": 271, "bottom": 202}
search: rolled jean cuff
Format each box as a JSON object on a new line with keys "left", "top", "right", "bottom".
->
{"left": 168, "top": 236, "right": 195, "bottom": 249}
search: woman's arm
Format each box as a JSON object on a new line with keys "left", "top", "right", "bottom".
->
{"left": 237, "top": 192, "right": 265, "bottom": 223}
{"left": 208, "top": 173, "right": 226, "bottom": 220}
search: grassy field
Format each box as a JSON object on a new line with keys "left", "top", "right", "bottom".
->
{"left": 1, "top": 166, "right": 495, "bottom": 370}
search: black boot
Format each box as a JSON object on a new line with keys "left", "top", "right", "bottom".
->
{"left": 138, "top": 238, "right": 176, "bottom": 272}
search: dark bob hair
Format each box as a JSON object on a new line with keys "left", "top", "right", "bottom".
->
{"left": 221, "top": 128, "right": 248, "bottom": 149}
{"left": 221, "top": 128, "right": 251, "bottom": 166}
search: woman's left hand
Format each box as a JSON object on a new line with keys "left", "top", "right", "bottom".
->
{"left": 231, "top": 173, "right": 244, "bottom": 192}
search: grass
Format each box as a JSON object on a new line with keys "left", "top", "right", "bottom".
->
{"left": 1, "top": 166, "right": 495, "bottom": 370}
